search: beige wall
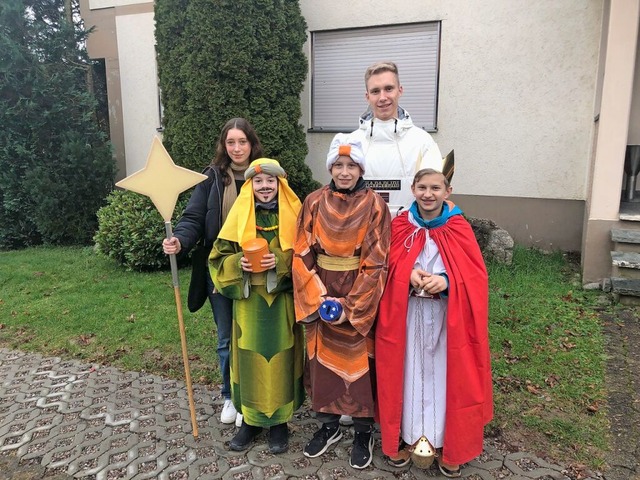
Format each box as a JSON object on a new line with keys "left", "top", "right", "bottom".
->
{"left": 582, "top": 0, "right": 640, "bottom": 283}
{"left": 82, "top": 0, "right": 631, "bottom": 257}
{"left": 456, "top": 195, "right": 584, "bottom": 251}
{"left": 629, "top": 32, "right": 640, "bottom": 144}
{"left": 300, "top": 0, "right": 603, "bottom": 204}
{"left": 116, "top": 12, "right": 161, "bottom": 173}
{"left": 81, "top": 0, "right": 156, "bottom": 178}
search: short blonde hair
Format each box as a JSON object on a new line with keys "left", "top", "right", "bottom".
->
{"left": 412, "top": 168, "right": 450, "bottom": 188}
{"left": 364, "top": 61, "right": 399, "bottom": 88}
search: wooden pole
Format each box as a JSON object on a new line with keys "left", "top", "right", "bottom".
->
{"left": 165, "top": 222, "right": 199, "bottom": 437}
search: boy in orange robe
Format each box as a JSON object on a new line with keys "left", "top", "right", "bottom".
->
{"left": 293, "top": 133, "right": 390, "bottom": 469}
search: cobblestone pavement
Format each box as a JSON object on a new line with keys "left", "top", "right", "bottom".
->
{"left": 0, "top": 348, "right": 601, "bottom": 480}
{"left": 600, "top": 309, "right": 640, "bottom": 480}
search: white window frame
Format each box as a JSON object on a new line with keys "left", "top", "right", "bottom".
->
{"left": 310, "top": 22, "right": 441, "bottom": 132}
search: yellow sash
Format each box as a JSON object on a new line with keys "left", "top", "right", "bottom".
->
{"left": 316, "top": 254, "right": 360, "bottom": 271}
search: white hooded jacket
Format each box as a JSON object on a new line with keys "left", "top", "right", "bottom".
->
{"left": 351, "top": 106, "right": 443, "bottom": 216}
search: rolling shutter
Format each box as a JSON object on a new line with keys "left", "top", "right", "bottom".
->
{"left": 311, "top": 22, "right": 440, "bottom": 131}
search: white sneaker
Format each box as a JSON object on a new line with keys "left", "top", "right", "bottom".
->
{"left": 235, "top": 413, "right": 243, "bottom": 428}
{"left": 339, "top": 415, "right": 354, "bottom": 426}
{"left": 220, "top": 399, "right": 238, "bottom": 424}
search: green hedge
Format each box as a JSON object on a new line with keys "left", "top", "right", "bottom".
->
{"left": 155, "top": 0, "right": 320, "bottom": 199}
{"left": 94, "top": 190, "right": 189, "bottom": 271}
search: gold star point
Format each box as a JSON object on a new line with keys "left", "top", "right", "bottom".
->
{"left": 116, "top": 136, "right": 207, "bottom": 221}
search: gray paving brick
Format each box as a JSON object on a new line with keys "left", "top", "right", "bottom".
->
{"left": 0, "top": 348, "right": 574, "bottom": 479}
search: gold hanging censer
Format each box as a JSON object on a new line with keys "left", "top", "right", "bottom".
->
{"left": 410, "top": 435, "right": 436, "bottom": 469}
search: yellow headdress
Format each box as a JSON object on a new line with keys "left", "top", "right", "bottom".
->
{"left": 217, "top": 158, "right": 301, "bottom": 250}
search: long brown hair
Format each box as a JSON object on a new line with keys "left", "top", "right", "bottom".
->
{"left": 212, "top": 118, "right": 264, "bottom": 185}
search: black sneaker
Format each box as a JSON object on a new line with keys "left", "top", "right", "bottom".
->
{"left": 303, "top": 423, "right": 342, "bottom": 458}
{"left": 229, "top": 420, "right": 263, "bottom": 451}
{"left": 350, "top": 428, "right": 374, "bottom": 469}
{"left": 268, "top": 423, "right": 289, "bottom": 454}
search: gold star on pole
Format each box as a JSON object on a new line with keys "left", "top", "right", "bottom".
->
{"left": 116, "top": 136, "right": 207, "bottom": 221}
{"left": 115, "top": 135, "right": 206, "bottom": 438}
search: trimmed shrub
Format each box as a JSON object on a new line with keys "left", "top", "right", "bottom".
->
{"left": 155, "top": 0, "right": 321, "bottom": 199}
{"left": 94, "top": 190, "right": 188, "bottom": 271}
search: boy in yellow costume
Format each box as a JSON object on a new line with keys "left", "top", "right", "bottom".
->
{"left": 210, "top": 158, "right": 304, "bottom": 453}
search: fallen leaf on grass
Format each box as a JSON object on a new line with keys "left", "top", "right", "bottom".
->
{"left": 545, "top": 374, "right": 560, "bottom": 388}
{"left": 561, "top": 292, "right": 574, "bottom": 302}
{"left": 586, "top": 403, "right": 599, "bottom": 414}
{"left": 494, "top": 376, "right": 522, "bottom": 393}
{"left": 127, "top": 314, "right": 135, "bottom": 323}
{"left": 76, "top": 334, "right": 95, "bottom": 346}
{"left": 560, "top": 340, "right": 577, "bottom": 350}
{"left": 566, "top": 463, "right": 590, "bottom": 480}
{"left": 526, "top": 384, "right": 541, "bottom": 394}
{"left": 504, "top": 354, "right": 522, "bottom": 364}
{"left": 525, "top": 380, "right": 542, "bottom": 395}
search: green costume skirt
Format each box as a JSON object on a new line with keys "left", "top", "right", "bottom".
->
{"left": 230, "top": 285, "right": 305, "bottom": 427}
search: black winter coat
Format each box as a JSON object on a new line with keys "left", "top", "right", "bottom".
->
{"left": 173, "top": 166, "right": 225, "bottom": 254}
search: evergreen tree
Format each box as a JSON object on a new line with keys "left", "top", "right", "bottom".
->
{"left": 155, "top": 0, "right": 319, "bottom": 198}
{"left": 0, "top": 0, "right": 115, "bottom": 249}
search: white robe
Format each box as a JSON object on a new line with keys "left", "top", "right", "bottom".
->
{"left": 401, "top": 233, "right": 448, "bottom": 448}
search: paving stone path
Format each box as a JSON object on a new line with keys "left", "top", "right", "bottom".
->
{"left": 0, "top": 347, "right": 610, "bottom": 480}
{"left": 600, "top": 309, "right": 640, "bottom": 480}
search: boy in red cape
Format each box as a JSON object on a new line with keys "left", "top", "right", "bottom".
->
{"left": 375, "top": 168, "right": 493, "bottom": 476}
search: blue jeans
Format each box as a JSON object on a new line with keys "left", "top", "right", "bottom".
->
{"left": 206, "top": 274, "right": 233, "bottom": 399}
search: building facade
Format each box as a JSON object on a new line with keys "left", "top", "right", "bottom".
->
{"left": 79, "top": 0, "right": 640, "bottom": 284}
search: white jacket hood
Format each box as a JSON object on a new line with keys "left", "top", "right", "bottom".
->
{"left": 357, "top": 106, "right": 416, "bottom": 137}
{"left": 351, "top": 105, "right": 443, "bottom": 216}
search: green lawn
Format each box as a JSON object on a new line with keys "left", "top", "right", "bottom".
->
{"left": 487, "top": 249, "right": 608, "bottom": 468}
{"left": 0, "top": 246, "right": 220, "bottom": 384}
{"left": 0, "top": 245, "right": 609, "bottom": 468}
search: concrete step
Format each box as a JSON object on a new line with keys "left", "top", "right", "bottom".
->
{"left": 619, "top": 202, "right": 640, "bottom": 221}
{"left": 611, "top": 277, "right": 640, "bottom": 297}
{"left": 612, "top": 265, "right": 640, "bottom": 280}
{"left": 611, "top": 277, "right": 640, "bottom": 306}
{"left": 611, "top": 251, "right": 640, "bottom": 270}
{"left": 612, "top": 228, "right": 640, "bottom": 244}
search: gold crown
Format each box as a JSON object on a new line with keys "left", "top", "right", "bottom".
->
{"left": 442, "top": 149, "right": 454, "bottom": 183}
